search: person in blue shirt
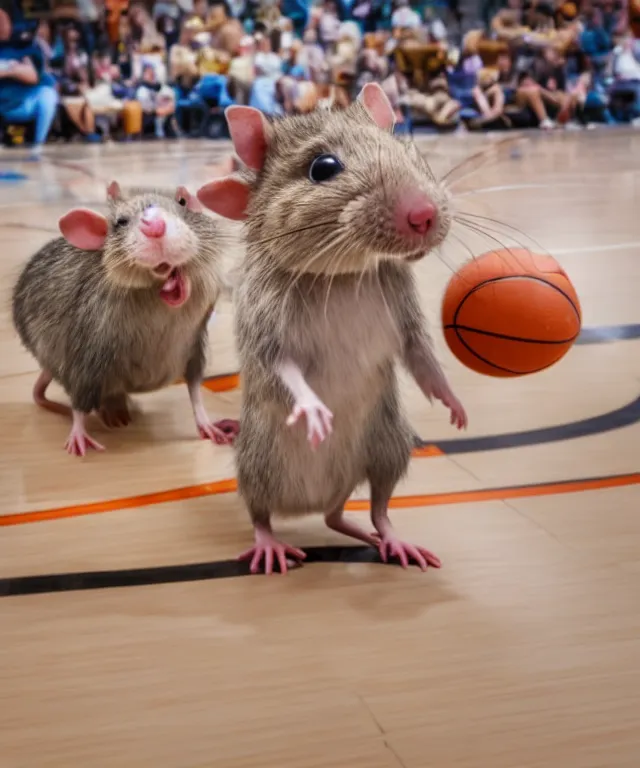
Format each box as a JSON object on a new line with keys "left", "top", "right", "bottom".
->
{"left": 0, "top": 10, "right": 58, "bottom": 160}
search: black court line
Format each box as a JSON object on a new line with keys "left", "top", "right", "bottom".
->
{"left": 0, "top": 546, "right": 385, "bottom": 598}
{"left": 418, "top": 395, "right": 640, "bottom": 454}
{"left": 575, "top": 324, "right": 640, "bottom": 345}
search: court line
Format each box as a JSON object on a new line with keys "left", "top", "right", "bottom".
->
{"left": 2, "top": 322, "right": 638, "bottom": 527}
{"left": 553, "top": 241, "right": 640, "bottom": 256}
{"left": 2, "top": 472, "right": 638, "bottom": 597}
{"left": 2, "top": 468, "right": 638, "bottom": 529}
{"left": 575, "top": 324, "right": 640, "bottom": 345}
{"left": 433, "top": 394, "right": 640, "bottom": 455}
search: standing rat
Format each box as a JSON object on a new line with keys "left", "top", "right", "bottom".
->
{"left": 12, "top": 181, "right": 239, "bottom": 457}
{"left": 197, "top": 83, "right": 467, "bottom": 575}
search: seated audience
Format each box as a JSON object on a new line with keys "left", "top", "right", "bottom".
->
{"left": 0, "top": 0, "right": 636, "bottom": 153}
{"left": 0, "top": 9, "right": 58, "bottom": 159}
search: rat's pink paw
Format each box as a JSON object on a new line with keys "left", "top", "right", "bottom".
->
{"left": 197, "top": 417, "right": 240, "bottom": 445}
{"left": 378, "top": 537, "right": 441, "bottom": 571}
{"left": 238, "top": 535, "right": 306, "bottom": 575}
{"left": 447, "top": 397, "right": 467, "bottom": 430}
{"left": 286, "top": 398, "right": 333, "bottom": 448}
{"left": 433, "top": 385, "right": 467, "bottom": 430}
{"left": 65, "top": 428, "right": 105, "bottom": 457}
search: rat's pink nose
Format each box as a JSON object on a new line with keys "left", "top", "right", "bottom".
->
{"left": 140, "top": 209, "right": 166, "bottom": 239}
{"left": 407, "top": 202, "right": 436, "bottom": 235}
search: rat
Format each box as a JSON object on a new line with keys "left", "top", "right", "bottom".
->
{"left": 12, "top": 181, "right": 239, "bottom": 457}
{"left": 197, "top": 82, "right": 467, "bottom": 575}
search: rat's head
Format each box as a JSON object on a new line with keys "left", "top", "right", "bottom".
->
{"left": 58, "top": 182, "right": 220, "bottom": 308}
{"left": 197, "top": 83, "right": 451, "bottom": 275}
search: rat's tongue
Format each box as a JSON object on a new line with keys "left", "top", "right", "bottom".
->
{"left": 159, "top": 268, "right": 189, "bottom": 307}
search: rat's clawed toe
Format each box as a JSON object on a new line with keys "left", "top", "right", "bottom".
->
{"left": 65, "top": 430, "right": 105, "bottom": 457}
{"left": 196, "top": 417, "right": 240, "bottom": 445}
{"left": 378, "top": 536, "right": 441, "bottom": 571}
{"left": 239, "top": 528, "right": 306, "bottom": 575}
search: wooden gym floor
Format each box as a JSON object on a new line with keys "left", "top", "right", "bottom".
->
{"left": 0, "top": 130, "right": 639, "bottom": 768}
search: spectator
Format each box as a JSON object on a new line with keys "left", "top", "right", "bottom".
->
{"left": 207, "top": 0, "right": 244, "bottom": 56}
{"left": 135, "top": 61, "right": 177, "bottom": 137}
{"left": 318, "top": 0, "right": 342, "bottom": 50}
{"left": 391, "top": 0, "right": 422, "bottom": 31}
{"left": 253, "top": 31, "right": 282, "bottom": 77}
{"left": 0, "top": 9, "right": 58, "bottom": 159}
{"left": 472, "top": 67, "right": 508, "bottom": 127}
{"left": 609, "top": 35, "right": 640, "bottom": 122}
{"left": 298, "top": 27, "right": 327, "bottom": 81}
{"left": 581, "top": 7, "right": 613, "bottom": 79}
{"left": 34, "top": 20, "right": 55, "bottom": 68}
{"left": 170, "top": 17, "right": 203, "bottom": 91}
{"left": 129, "top": 2, "right": 166, "bottom": 52}
{"left": 227, "top": 34, "right": 255, "bottom": 103}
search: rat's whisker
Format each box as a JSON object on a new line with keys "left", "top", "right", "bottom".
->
{"left": 254, "top": 219, "right": 338, "bottom": 246}
{"left": 446, "top": 229, "right": 480, "bottom": 264}
{"left": 455, "top": 215, "right": 531, "bottom": 256}
{"left": 454, "top": 219, "right": 529, "bottom": 270}
{"left": 433, "top": 245, "right": 459, "bottom": 275}
{"left": 455, "top": 211, "right": 549, "bottom": 255}
{"left": 442, "top": 137, "right": 522, "bottom": 190}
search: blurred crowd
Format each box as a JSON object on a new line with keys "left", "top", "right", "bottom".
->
{"left": 0, "top": 0, "right": 639, "bottom": 157}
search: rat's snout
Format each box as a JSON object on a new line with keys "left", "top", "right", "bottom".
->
{"left": 139, "top": 206, "right": 166, "bottom": 239}
{"left": 394, "top": 195, "right": 437, "bottom": 239}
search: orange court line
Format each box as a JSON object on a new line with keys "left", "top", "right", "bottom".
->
{"left": 202, "top": 373, "right": 240, "bottom": 393}
{"left": 2, "top": 471, "right": 638, "bottom": 528}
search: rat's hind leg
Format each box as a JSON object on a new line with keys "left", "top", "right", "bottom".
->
{"left": 33, "top": 370, "right": 72, "bottom": 417}
{"left": 235, "top": 423, "right": 305, "bottom": 574}
{"left": 325, "top": 502, "right": 380, "bottom": 547}
{"left": 184, "top": 318, "right": 239, "bottom": 445}
{"left": 366, "top": 388, "right": 441, "bottom": 572}
{"left": 99, "top": 393, "right": 132, "bottom": 428}
{"left": 238, "top": 512, "right": 307, "bottom": 575}
{"left": 63, "top": 376, "right": 106, "bottom": 457}
{"left": 65, "top": 410, "right": 105, "bottom": 457}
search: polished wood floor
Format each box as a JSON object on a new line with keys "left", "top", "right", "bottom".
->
{"left": 1, "top": 130, "right": 639, "bottom": 768}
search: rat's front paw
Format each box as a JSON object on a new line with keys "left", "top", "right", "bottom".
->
{"left": 286, "top": 397, "right": 333, "bottom": 448}
{"left": 433, "top": 384, "right": 467, "bottom": 430}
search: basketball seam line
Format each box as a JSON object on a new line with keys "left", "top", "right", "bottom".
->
{"left": 450, "top": 274, "right": 581, "bottom": 329}
{"left": 443, "top": 324, "right": 580, "bottom": 345}
{"left": 452, "top": 325, "right": 525, "bottom": 375}
{"left": 448, "top": 273, "right": 581, "bottom": 374}
{"left": 451, "top": 325, "right": 569, "bottom": 375}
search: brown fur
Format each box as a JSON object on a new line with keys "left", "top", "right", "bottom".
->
{"left": 242, "top": 103, "right": 451, "bottom": 275}
{"left": 12, "top": 188, "right": 225, "bottom": 415}
{"left": 233, "top": 102, "right": 452, "bottom": 525}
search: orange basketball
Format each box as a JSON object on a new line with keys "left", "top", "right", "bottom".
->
{"left": 442, "top": 249, "right": 582, "bottom": 377}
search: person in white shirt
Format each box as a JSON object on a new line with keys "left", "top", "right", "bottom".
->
{"left": 391, "top": 0, "right": 422, "bottom": 31}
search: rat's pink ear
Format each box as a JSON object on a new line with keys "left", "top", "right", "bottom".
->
{"left": 225, "top": 106, "right": 269, "bottom": 171}
{"left": 59, "top": 208, "right": 109, "bottom": 251}
{"left": 175, "top": 185, "right": 202, "bottom": 212}
{"left": 197, "top": 177, "right": 251, "bottom": 221}
{"left": 358, "top": 82, "right": 395, "bottom": 131}
{"left": 106, "top": 181, "right": 122, "bottom": 201}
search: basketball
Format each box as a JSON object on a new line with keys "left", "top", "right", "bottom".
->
{"left": 442, "top": 249, "right": 582, "bottom": 377}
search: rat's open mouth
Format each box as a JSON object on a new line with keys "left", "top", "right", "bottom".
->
{"left": 158, "top": 267, "right": 190, "bottom": 308}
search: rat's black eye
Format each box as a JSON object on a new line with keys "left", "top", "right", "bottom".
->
{"left": 308, "top": 154, "right": 344, "bottom": 183}
{"left": 115, "top": 216, "right": 129, "bottom": 228}
{"left": 177, "top": 197, "right": 187, "bottom": 207}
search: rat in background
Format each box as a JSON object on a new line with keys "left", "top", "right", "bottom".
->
{"left": 197, "top": 82, "right": 467, "bottom": 575}
{"left": 12, "top": 182, "right": 239, "bottom": 457}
